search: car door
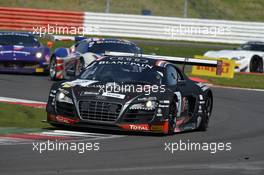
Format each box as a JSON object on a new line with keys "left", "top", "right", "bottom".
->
{"left": 165, "top": 65, "right": 196, "bottom": 119}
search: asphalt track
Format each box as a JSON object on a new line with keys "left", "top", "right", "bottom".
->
{"left": 0, "top": 74, "right": 264, "bottom": 175}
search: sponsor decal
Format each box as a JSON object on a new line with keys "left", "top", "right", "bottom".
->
{"left": 62, "top": 79, "right": 98, "bottom": 88}
{"left": 80, "top": 91, "right": 99, "bottom": 96}
{"left": 192, "top": 56, "right": 235, "bottom": 78}
{"left": 138, "top": 97, "right": 157, "bottom": 101}
{"left": 56, "top": 116, "right": 79, "bottom": 124}
{"left": 158, "top": 104, "right": 169, "bottom": 108}
{"left": 98, "top": 59, "right": 153, "bottom": 69}
{"left": 102, "top": 92, "right": 125, "bottom": 99}
{"left": 119, "top": 124, "right": 150, "bottom": 131}
{"left": 159, "top": 100, "right": 170, "bottom": 104}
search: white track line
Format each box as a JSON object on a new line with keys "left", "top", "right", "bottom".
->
{"left": 40, "top": 132, "right": 102, "bottom": 138}
{"left": 0, "top": 96, "right": 46, "bottom": 104}
{"left": 53, "top": 130, "right": 110, "bottom": 136}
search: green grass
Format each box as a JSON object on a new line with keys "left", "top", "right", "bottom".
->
{"left": 137, "top": 43, "right": 235, "bottom": 57}
{"left": 42, "top": 37, "right": 236, "bottom": 57}
{"left": 0, "top": 103, "right": 48, "bottom": 128}
{"left": 1, "top": 0, "right": 264, "bottom": 21}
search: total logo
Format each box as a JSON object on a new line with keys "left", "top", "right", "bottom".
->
{"left": 120, "top": 124, "right": 150, "bottom": 131}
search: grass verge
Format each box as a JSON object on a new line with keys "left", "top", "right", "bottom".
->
{"left": 0, "top": 102, "right": 48, "bottom": 128}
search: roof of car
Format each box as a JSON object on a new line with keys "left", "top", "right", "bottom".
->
{"left": 245, "top": 41, "right": 264, "bottom": 45}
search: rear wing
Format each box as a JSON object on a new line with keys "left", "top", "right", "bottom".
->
{"left": 142, "top": 54, "right": 220, "bottom": 67}
{"left": 105, "top": 51, "right": 223, "bottom": 74}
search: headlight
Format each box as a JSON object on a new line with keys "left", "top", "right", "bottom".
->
{"left": 130, "top": 100, "right": 157, "bottom": 110}
{"left": 146, "top": 100, "right": 155, "bottom": 108}
{"left": 56, "top": 92, "right": 73, "bottom": 104}
{"left": 35, "top": 52, "right": 42, "bottom": 59}
{"left": 231, "top": 56, "right": 245, "bottom": 61}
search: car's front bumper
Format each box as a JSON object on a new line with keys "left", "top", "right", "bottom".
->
{"left": 234, "top": 59, "right": 249, "bottom": 72}
{"left": 47, "top": 113, "right": 169, "bottom": 134}
{"left": 0, "top": 61, "right": 49, "bottom": 73}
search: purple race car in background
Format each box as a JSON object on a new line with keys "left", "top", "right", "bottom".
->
{"left": 0, "top": 32, "right": 51, "bottom": 74}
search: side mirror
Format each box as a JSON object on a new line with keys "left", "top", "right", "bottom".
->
{"left": 47, "top": 41, "right": 54, "bottom": 48}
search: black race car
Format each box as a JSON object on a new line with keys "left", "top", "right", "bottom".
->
{"left": 46, "top": 56, "right": 213, "bottom": 134}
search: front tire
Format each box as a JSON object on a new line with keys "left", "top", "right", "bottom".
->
{"left": 168, "top": 99, "right": 177, "bottom": 134}
{"left": 75, "top": 57, "right": 85, "bottom": 76}
{"left": 250, "top": 56, "right": 263, "bottom": 73}
{"left": 49, "top": 57, "right": 57, "bottom": 80}
{"left": 197, "top": 95, "right": 213, "bottom": 131}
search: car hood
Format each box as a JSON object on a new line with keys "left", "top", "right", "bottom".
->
{"left": 61, "top": 79, "right": 163, "bottom": 104}
{"left": 0, "top": 45, "right": 43, "bottom": 61}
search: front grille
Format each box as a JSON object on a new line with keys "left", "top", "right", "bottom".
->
{"left": 79, "top": 101, "right": 122, "bottom": 122}
{"left": 122, "top": 109, "right": 155, "bottom": 123}
{"left": 56, "top": 101, "right": 75, "bottom": 117}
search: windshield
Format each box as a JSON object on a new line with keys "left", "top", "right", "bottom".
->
{"left": 0, "top": 34, "right": 40, "bottom": 47}
{"left": 80, "top": 61, "right": 163, "bottom": 85}
{"left": 88, "top": 42, "right": 140, "bottom": 54}
{"left": 238, "top": 43, "right": 264, "bottom": 51}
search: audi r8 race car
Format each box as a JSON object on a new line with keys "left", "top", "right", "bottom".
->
{"left": 46, "top": 55, "right": 213, "bottom": 134}
{"left": 49, "top": 38, "right": 141, "bottom": 80}
{"left": 0, "top": 32, "right": 51, "bottom": 73}
{"left": 204, "top": 41, "right": 264, "bottom": 73}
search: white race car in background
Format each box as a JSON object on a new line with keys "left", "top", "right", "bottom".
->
{"left": 204, "top": 41, "right": 264, "bottom": 73}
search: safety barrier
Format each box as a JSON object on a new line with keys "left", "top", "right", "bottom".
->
{"left": 83, "top": 12, "right": 264, "bottom": 44}
{"left": 1, "top": 7, "right": 264, "bottom": 44}
{"left": 0, "top": 7, "right": 83, "bottom": 32}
